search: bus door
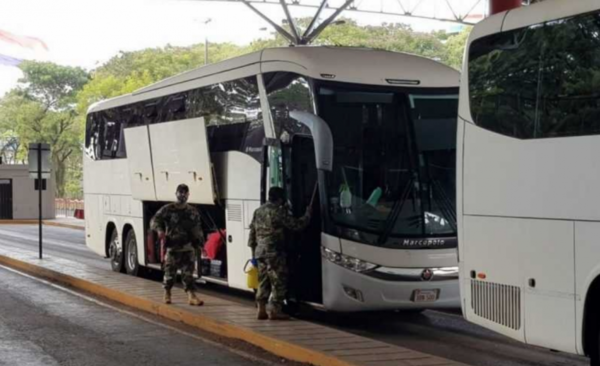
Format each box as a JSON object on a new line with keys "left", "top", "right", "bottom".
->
{"left": 149, "top": 117, "right": 216, "bottom": 205}
{"left": 286, "top": 135, "right": 323, "bottom": 304}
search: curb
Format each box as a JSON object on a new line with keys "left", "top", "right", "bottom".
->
{"left": 43, "top": 221, "right": 85, "bottom": 231}
{"left": 0, "top": 253, "right": 357, "bottom": 366}
{"left": 0, "top": 220, "right": 85, "bottom": 231}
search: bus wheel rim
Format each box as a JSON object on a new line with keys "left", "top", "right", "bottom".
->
{"left": 110, "top": 240, "right": 119, "bottom": 264}
{"left": 128, "top": 240, "right": 136, "bottom": 269}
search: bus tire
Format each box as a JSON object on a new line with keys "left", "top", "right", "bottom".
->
{"left": 124, "top": 230, "right": 140, "bottom": 277}
{"left": 108, "top": 228, "right": 124, "bottom": 273}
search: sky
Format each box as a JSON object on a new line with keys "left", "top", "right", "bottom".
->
{"left": 0, "top": 0, "right": 480, "bottom": 96}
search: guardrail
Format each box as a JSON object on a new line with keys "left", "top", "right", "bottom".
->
{"left": 55, "top": 199, "right": 84, "bottom": 219}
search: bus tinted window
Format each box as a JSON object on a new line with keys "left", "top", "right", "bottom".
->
{"left": 265, "top": 73, "right": 314, "bottom": 198}
{"left": 85, "top": 76, "right": 264, "bottom": 161}
{"left": 85, "top": 114, "right": 102, "bottom": 160}
{"left": 101, "top": 110, "right": 120, "bottom": 159}
{"left": 193, "top": 78, "right": 264, "bottom": 161}
{"left": 469, "top": 11, "right": 600, "bottom": 139}
{"left": 265, "top": 72, "right": 313, "bottom": 140}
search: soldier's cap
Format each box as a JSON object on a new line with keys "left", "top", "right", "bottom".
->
{"left": 176, "top": 184, "right": 190, "bottom": 193}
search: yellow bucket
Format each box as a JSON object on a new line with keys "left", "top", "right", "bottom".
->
{"left": 244, "top": 260, "right": 258, "bottom": 290}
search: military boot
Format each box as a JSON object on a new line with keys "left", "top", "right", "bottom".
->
{"left": 268, "top": 309, "right": 290, "bottom": 321}
{"left": 164, "top": 289, "right": 172, "bottom": 304}
{"left": 257, "top": 302, "right": 268, "bottom": 320}
{"left": 188, "top": 291, "right": 204, "bottom": 306}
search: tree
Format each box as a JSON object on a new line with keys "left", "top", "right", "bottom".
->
{"left": 442, "top": 28, "right": 471, "bottom": 70}
{"left": 0, "top": 132, "right": 20, "bottom": 164}
{"left": 0, "top": 61, "right": 90, "bottom": 198}
{"left": 77, "top": 43, "right": 253, "bottom": 115}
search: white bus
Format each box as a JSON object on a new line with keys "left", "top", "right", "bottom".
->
{"left": 458, "top": 0, "right": 600, "bottom": 363}
{"left": 84, "top": 46, "right": 460, "bottom": 312}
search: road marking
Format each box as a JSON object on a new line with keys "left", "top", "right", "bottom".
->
{"left": 0, "top": 264, "right": 278, "bottom": 366}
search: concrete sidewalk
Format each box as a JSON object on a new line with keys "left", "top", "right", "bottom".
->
{"left": 0, "top": 245, "right": 468, "bottom": 366}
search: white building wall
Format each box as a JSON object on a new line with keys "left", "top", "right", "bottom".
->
{"left": 0, "top": 164, "right": 55, "bottom": 219}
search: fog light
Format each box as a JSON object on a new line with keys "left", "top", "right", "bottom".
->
{"left": 343, "top": 285, "right": 364, "bottom": 302}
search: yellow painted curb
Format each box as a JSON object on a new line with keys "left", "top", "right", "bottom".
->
{"left": 0, "top": 219, "right": 37, "bottom": 225}
{"left": 0, "top": 253, "right": 358, "bottom": 366}
{"left": 0, "top": 220, "right": 85, "bottom": 231}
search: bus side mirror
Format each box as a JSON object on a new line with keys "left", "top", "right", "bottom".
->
{"left": 289, "top": 111, "right": 333, "bottom": 172}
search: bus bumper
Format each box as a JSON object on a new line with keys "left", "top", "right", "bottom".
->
{"left": 321, "top": 259, "right": 460, "bottom": 312}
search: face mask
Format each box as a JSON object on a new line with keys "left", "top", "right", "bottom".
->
{"left": 176, "top": 191, "right": 189, "bottom": 204}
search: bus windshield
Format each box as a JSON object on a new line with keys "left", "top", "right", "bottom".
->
{"left": 316, "top": 82, "right": 458, "bottom": 246}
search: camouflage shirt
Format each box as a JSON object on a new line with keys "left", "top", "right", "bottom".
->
{"left": 151, "top": 203, "right": 204, "bottom": 249}
{"left": 248, "top": 202, "right": 310, "bottom": 259}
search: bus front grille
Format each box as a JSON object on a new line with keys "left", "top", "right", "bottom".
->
{"left": 471, "top": 280, "right": 521, "bottom": 331}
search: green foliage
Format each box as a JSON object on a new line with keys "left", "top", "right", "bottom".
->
{"left": 0, "top": 62, "right": 89, "bottom": 198}
{"left": 18, "top": 61, "right": 89, "bottom": 110}
{"left": 76, "top": 43, "right": 255, "bottom": 116}
{"left": 247, "top": 18, "right": 471, "bottom": 69}
{"left": 443, "top": 28, "right": 472, "bottom": 70}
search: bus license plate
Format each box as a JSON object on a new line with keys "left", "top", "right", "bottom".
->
{"left": 413, "top": 289, "right": 439, "bottom": 303}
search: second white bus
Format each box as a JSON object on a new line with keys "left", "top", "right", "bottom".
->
{"left": 459, "top": 0, "right": 600, "bottom": 364}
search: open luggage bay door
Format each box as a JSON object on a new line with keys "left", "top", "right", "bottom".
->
{"left": 149, "top": 117, "right": 216, "bottom": 204}
{"left": 124, "top": 126, "right": 158, "bottom": 201}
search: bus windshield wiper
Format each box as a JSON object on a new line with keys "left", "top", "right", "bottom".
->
{"left": 376, "top": 175, "right": 414, "bottom": 245}
{"left": 431, "top": 178, "right": 457, "bottom": 232}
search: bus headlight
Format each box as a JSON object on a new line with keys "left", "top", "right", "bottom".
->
{"left": 321, "top": 247, "right": 379, "bottom": 273}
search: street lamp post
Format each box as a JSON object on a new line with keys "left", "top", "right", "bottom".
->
{"left": 203, "top": 18, "right": 212, "bottom": 65}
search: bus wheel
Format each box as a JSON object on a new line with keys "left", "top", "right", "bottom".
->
{"left": 109, "top": 229, "right": 124, "bottom": 273}
{"left": 124, "top": 230, "right": 140, "bottom": 277}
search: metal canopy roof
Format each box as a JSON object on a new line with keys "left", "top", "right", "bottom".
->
{"left": 193, "top": 0, "right": 490, "bottom": 44}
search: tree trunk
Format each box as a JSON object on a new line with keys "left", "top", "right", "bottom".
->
{"left": 53, "top": 158, "right": 67, "bottom": 198}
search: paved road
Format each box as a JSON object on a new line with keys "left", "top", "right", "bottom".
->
{"left": 0, "top": 225, "right": 107, "bottom": 270}
{"left": 0, "top": 224, "right": 591, "bottom": 366}
{"left": 0, "top": 264, "right": 271, "bottom": 366}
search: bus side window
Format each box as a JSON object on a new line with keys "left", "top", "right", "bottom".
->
{"left": 264, "top": 72, "right": 314, "bottom": 141}
{"left": 85, "top": 113, "right": 102, "bottom": 160}
{"left": 164, "top": 93, "right": 188, "bottom": 122}
{"left": 102, "top": 120, "right": 118, "bottom": 159}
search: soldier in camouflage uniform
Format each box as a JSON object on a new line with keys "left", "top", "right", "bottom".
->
{"left": 151, "top": 184, "right": 205, "bottom": 306}
{"left": 248, "top": 187, "right": 312, "bottom": 320}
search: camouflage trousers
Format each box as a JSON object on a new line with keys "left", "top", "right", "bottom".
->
{"left": 163, "top": 245, "right": 196, "bottom": 292}
{"left": 256, "top": 256, "right": 288, "bottom": 313}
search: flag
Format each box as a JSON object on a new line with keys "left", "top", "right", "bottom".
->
{"left": 0, "top": 29, "right": 48, "bottom": 67}
{"left": 0, "top": 54, "right": 22, "bottom": 67}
